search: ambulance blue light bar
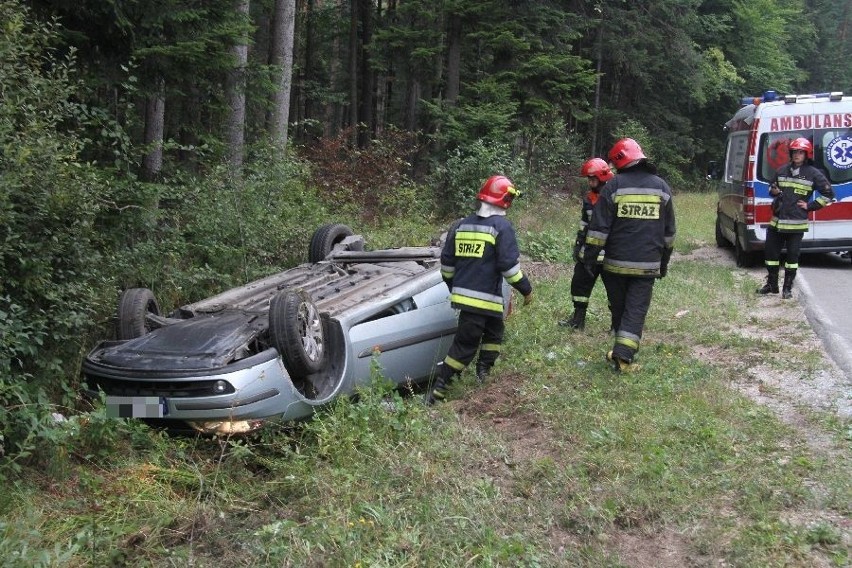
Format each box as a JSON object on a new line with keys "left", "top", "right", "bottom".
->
{"left": 740, "top": 90, "right": 778, "bottom": 106}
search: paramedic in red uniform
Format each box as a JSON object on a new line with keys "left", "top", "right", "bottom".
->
{"left": 559, "top": 158, "right": 614, "bottom": 330}
{"left": 425, "top": 175, "right": 533, "bottom": 404}
{"left": 582, "top": 139, "right": 676, "bottom": 372}
{"left": 757, "top": 137, "right": 834, "bottom": 299}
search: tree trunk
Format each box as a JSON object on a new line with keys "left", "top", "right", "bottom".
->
{"left": 375, "top": 0, "right": 394, "bottom": 137}
{"left": 405, "top": 77, "right": 420, "bottom": 131}
{"left": 324, "top": 0, "right": 344, "bottom": 137}
{"left": 357, "top": 0, "right": 374, "bottom": 147}
{"left": 296, "top": 0, "right": 313, "bottom": 142}
{"left": 142, "top": 77, "right": 165, "bottom": 182}
{"left": 445, "top": 13, "right": 461, "bottom": 105}
{"left": 348, "top": 0, "right": 359, "bottom": 145}
{"left": 591, "top": 18, "right": 603, "bottom": 156}
{"left": 270, "top": 0, "right": 297, "bottom": 150}
{"left": 226, "top": 0, "right": 250, "bottom": 174}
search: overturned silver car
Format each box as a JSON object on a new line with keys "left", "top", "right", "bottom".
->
{"left": 82, "top": 224, "right": 483, "bottom": 434}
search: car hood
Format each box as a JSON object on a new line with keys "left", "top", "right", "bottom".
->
{"left": 89, "top": 309, "right": 267, "bottom": 371}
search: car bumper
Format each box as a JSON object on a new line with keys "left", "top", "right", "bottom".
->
{"left": 82, "top": 348, "right": 321, "bottom": 428}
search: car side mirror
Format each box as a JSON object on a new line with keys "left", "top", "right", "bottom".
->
{"left": 706, "top": 160, "right": 721, "bottom": 180}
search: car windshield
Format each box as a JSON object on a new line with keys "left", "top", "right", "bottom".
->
{"left": 758, "top": 130, "right": 852, "bottom": 185}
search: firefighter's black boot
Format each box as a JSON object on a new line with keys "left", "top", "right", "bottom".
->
{"left": 425, "top": 363, "right": 455, "bottom": 405}
{"left": 781, "top": 270, "right": 795, "bottom": 300}
{"left": 558, "top": 304, "right": 587, "bottom": 330}
{"left": 756, "top": 269, "right": 779, "bottom": 294}
{"left": 606, "top": 350, "right": 639, "bottom": 373}
{"left": 608, "top": 304, "right": 617, "bottom": 335}
{"left": 475, "top": 362, "right": 491, "bottom": 384}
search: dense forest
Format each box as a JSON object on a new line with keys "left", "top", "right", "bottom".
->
{"left": 0, "top": 0, "right": 850, "bottom": 460}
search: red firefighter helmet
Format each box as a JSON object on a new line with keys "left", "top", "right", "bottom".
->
{"left": 580, "top": 158, "right": 614, "bottom": 183}
{"left": 788, "top": 137, "right": 813, "bottom": 160}
{"left": 477, "top": 175, "right": 519, "bottom": 209}
{"left": 608, "top": 138, "right": 646, "bottom": 170}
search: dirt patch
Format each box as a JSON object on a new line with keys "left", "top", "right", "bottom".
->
{"left": 610, "top": 529, "right": 693, "bottom": 568}
{"left": 458, "top": 372, "right": 558, "bottom": 464}
{"left": 522, "top": 259, "right": 572, "bottom": 281}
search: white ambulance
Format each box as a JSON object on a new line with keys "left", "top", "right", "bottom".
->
{"left": 714, "top": 90, "right": 852, "bottom": 266}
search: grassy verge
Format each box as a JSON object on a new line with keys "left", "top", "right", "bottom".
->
{"left": 1, "top": 193, "right": 848, "bottom": 567}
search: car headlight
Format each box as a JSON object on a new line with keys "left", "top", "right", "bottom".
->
{"left": 213, "top": 380, "right": 229, "bottom": 394}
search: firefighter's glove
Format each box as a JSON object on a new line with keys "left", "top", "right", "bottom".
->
{"left": 659, "top": 248, "right": 672, "bottom": 278}
{"left": 572, "top": 243, "right": 581, "bottom": 264}
{"left": 523, "top": 293, "right": 533, "bottom": 306}
{"left": 582, "top": 245, "right": 601, "bottom": 276}
{"left": 572, "top": 231, "right": 584, "bottom": 263}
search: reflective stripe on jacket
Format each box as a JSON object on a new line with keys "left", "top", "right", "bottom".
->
{"left": 440, "top": 214, "right": 532, "bottom": 316}
{"left": 586, "top": 167, "right": 676, "bottom": 278}
{"left": 769, "top": 164, "right": 834, "bottom": 233}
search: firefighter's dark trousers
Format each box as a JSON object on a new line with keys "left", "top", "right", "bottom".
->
{"left": 443, "top": 310, "right": 504, "bottom": 375}
{"left": 764, "top": 226, "right": 804, "bottom": 274}
{"left": 570, "top": 261, "right": 601, "bottom": 308}
{"left": 601, "top": 273, "right": 655, "bottom": 363}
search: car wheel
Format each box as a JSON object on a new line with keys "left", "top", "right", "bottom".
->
{"left": 734, "top": 227, "right": 756, "bottom": 267}
{"left": 715, "top": 215, "right": 730, "bottom": 248}
{"left": 308, "top": 223, "right": 355, "bottom": 263}
{"left": 269, "top": 289, "right": 326, "bottom": 377}
{"left": 116, "top": 288, "right": 161, "bottom": 340}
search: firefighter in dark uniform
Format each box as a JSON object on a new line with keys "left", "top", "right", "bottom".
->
{"left": 757, "top": 137, "right": 834, "bottom": 299}
{"left": 425, "top": 175, "right": 533, "bottom": 404}
{"left": 582, "top": 138, "right": 676, "bottom": 372}
{"left": 559, "top": 158, "right": 614, "bottom": 330}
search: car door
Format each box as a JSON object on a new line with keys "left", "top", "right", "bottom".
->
{"left": 346, "top": 284, "right": 457, "bottom": 388}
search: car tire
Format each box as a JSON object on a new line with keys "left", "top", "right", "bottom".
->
{"left": 116, "top": 288, "right": 161, "bottom": 340}
{"left": 715, "top": 215, "right": 731, "bottom": 248}
{"left": 269, "top": 289, "right": 326, "bottom": 377}
{"left": 308, "top": 223, "right": 355, "bottom": 263}
{"left": 734, "top": 226, "right": 756, "bottom": 267}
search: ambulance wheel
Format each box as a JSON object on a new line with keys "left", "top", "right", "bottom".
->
{"left": 715, "top": 215, "right": 731, "bottom": 248}
{"left": 734, "top": 230, "right": 756, "bottom": 268}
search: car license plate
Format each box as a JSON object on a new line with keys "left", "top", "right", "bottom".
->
{"left": 106, "top": 396, "right": 167, "bottom": 418}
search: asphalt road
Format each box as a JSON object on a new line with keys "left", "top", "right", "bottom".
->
{"left": 797, "top": 252, "right": 852, "bottom": 379}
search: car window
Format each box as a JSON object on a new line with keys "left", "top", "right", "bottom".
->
{"left": 725, "top": 132, "right": 748, "bottom": 182}
{"left": 362, "top": 298, "right": 416, "bottom": 323}
{"left": 758, "top": 132, "right": 806, "bottom": 181}
{"left": 759, "top": 130, "right": 852, "bottom": 185}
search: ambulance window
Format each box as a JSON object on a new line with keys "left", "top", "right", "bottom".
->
{"left": 758, "top": 132, "right": 807, "bottom": 181}
{"left": 725, "top": 133, "right": 748, "bottom": 182}
{"left": 816, "top": 130, "right": 852, "bottom": 185}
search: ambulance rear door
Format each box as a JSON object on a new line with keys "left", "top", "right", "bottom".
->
{"left": 812, "top": 128, "right": 852, "bottom": 245}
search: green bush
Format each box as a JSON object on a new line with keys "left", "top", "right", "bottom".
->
{"left": 0, "top": 2, "right": 114, "bottom": 457}
{"left": 430, "top": 139, "right": 527, "bottom": 215}
{"left": 521, "top": 229, "right": 571, "bottom": 263}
